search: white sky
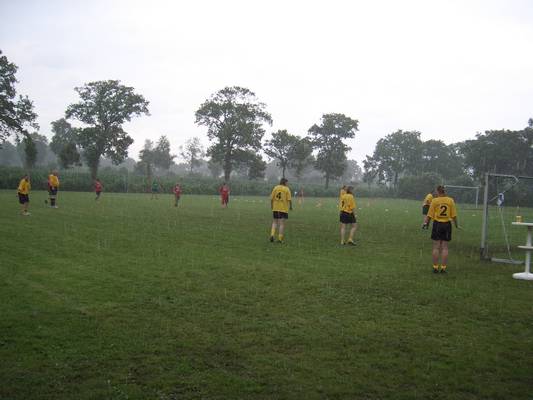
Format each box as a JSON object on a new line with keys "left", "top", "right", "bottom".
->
{"left": 1, "top": 0, "right": 533, "bottom": 164}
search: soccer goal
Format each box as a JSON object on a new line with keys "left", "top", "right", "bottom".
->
{"left": 480, "top": 172, "right": 533, "bottom": 264}
{"left": 444, "top": 184, "right": 480, "bottom": 208}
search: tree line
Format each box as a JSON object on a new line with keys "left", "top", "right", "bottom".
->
{"left": 1, "top": 49, "right": 532, "bottom": 193}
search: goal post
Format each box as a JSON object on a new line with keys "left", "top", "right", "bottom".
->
{"left": 480, "top": 172, "right": 533, "bottom": 263}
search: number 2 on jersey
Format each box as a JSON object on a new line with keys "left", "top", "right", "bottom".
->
{"left": 439, "top": 205, "right": 448, "bottom": 217}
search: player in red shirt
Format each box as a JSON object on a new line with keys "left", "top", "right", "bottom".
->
{"left": 219, "top": 182, "right": 230, "bottom": 208}
{"left": 94, "top": 178, "right": 103, "bottom": 201}
{"left": 173, "top": 183, "right": 182, "bottom": 207}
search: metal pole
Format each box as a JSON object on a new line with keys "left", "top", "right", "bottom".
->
{"left": 480, "top": 172, "right": 490, "bottom": 260}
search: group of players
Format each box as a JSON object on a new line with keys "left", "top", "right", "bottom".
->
{"left": 16, "top": 172, "right": 458, "bottom": 272}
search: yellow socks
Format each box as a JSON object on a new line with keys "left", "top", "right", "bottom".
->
{"left": 270, "top": 227, "right": 276, "bottom": 237}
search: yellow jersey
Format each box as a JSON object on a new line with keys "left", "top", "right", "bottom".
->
{"left": 428, "top": 196, "right": 457, "bottom": 223}
{"left": 48, "top": 174, "right": 59, "bottom": 188}
{"left": 423, "top": 193, "right": 433, "bottom": 206}
{"left": 17, "top": 178, "right": 31, "bottom": 195}
{"left": 340, "top": 193, "right": 356, "bottom": 214}
{"left": 271, "top": 185, "right": 292, "bottom": 213}
{"left": 339, "top": 189, "right": 347, "bottom": 209}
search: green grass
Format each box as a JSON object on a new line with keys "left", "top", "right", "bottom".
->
{"left": 1, "top": 190, "right": 532, "bottom": 400}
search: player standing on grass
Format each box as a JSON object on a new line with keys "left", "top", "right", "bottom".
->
{"left": 173, "top": 183, "right": 182, "bottom": 207}
{"left": 270, "top": 178, "right": 292, "bottom": 243}
{"left": 17, "top": 174, "right": 31, "bottom": 216}
{"left": 151, "top": 179, "right": 160, "bottom": 200}
{"left": 94, "top": 178, "right": 103, "bottom": 201}
{"left": 47, "top": 170, "right": 60, "bottom": 208}
{"left": 339, "top": 186, "right": 357, "bottom": 245}
{"left": 421, "top": 190, "right": 435, "bottom": 227}
{"left": 219, "top": 182, "right": 230, "bottom": 208}
{"left": 423, "top": 185, "right": 459, "bottom": 273}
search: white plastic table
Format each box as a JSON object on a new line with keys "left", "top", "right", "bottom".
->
{"left": 511, "top": 222, "right": 533, "bottom": 280}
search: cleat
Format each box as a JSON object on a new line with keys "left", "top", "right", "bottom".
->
{"left": 347, "top": 240, "right": 356, "bottom": 246}
{"left": 277, "top": 240, "right": 283, "bottom": 244}
{"left": 433, "top": 268, "right": 439, "bottom": 274}
{"left": 269, "top": 236, "right": 274, "bottom": 242}
{"left": 341, "top": 242, "right": 345, "bottom": 245}
{"left": 440, "top": 269, "right": 447, "bottom": 273}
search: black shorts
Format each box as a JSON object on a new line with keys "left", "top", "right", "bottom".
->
{"left": 273, "top": 211, "right": 288, "bottom": 219}
{"left": 422, "top": 205, "right": 430, "bottom": 215}
{"left": 49, "top": 187, "right": 58, "bottom": 196}
{"left": 340, "top": 211, "right": 356, "bottom": 224}
{"left": 431, "top": 221, "right": 452, "bottom": 242}
{"left": 18, "top": 193, "right": 29, "bottom": 204}
{"left": 96, "top": 191, "right": 102, "bottom": 196}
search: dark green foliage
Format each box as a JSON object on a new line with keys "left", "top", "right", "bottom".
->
{"left": 50, "top": 118, "right": 81, "bottom": 168}
{"left": 65, "top": 80, "right": 149, "bottom": 179}
{"left": 397, "top": 173, "right": 442, "bottom": 200}
{"left": 179, "top": 136, "right": 204, "bottom": 174}
{"left": 21, "top": 135, "right": 37, "bottom": 170}
{"left": 195, "top": 86, "right": 272, "bottom": 181}
{"left": 264, "top": 129, "right": 300, "bottom": 178}
{"left": 0, "top": 50, "right": 39, "bottom": 143}
{"left": 308, "top": 113, "right": 359, "bottom": 188}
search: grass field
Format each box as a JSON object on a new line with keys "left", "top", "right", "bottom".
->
{"left": 1, "top": 190, "right": 532, "bottom": 400}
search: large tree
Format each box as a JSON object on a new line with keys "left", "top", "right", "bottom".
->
{"left": 50, "top": 118, "right": 81, "bottom": 169}
{"left": 179, "top": 136, "right": 205, "bottom": 174}
{"left": 264, "top": 129, "right": 299, "bottom": 179}
{"left": 0, "top": 50, "right": 38, "bottom": 144}
{"left": 307, "top": 113, "right": 359, "bottom": 188}
{"left": 365, "top": 130, "right": 423, "bottom": 187}
{"left": 289, "top": 137, "right": 314, "bottom": 182}
{"left": 65, "top": 80, "right": 149, "bottom": 178}
{"left": 195, "top": 86, "right": 272, "bottom": 181}
{"left": 137, "top": 136, "right": 176, "bottom": 181}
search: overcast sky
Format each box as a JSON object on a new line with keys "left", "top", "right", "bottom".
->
{"left": 2, "top": 0, "right": 533, "bottom": 164}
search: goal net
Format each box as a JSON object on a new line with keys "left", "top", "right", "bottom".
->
{"left": 480, "top": 173, "right": 533, "bottom": 263}
{"left": 444, "top": 185, "right": 480, "bottom": 209}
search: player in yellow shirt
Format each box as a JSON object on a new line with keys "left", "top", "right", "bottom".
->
{"left": 339, "top": 186, "right": 357, "bottom": 245}
{"left": 47, "top": 170, "right": 60, "bottom": 208}
{"left": 423, "top": 185, "right": 460, "bottom": 273}
{"left": 17, "top": 174, "right": 31, "bottom": 216}
{"left": 270, "top": 178, "right": 292, "bottom": 243}
{"left": 339, "top": 185, "right": 347, "bottom": 209}
{"left": 421, "top": 190, "right": 435, "bottom": 227}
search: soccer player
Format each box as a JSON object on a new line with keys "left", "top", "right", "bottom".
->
{"left": 47, "top": 170, "right": 60, "bottom": 208}
{"left": 423, "top": 185, "right": 459, "bottom": 273}
{"left": 219, "top": 182, "right": 230, "bottom": 208}
{"left": 339, "top": 185, "right": 357, "bottom": 245}
{"left": 270, "top": 178, "right": 292, "bottom": 243}
{"left": 173, "top": 183, "right": 182, "bottom": 207}
{"left": 339, "top": 185, "right": 347, "bottom": 209}
{"left": 421, "top": 190, "right": 435, "bottom": 228}
{"left": 94, "top": 178, "right": 103, "bottom": 201}
{"left": 151, "top": 179, "right": 159, "bottom": 200}
{"left": 17, "top": 174, "right": 31, "bottom": 216}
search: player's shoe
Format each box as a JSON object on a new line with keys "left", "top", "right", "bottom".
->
{"left": 440, "top": 269, "right": 447, "bottom": 274}
{"left": 277, "top": 239, "right": 283, "bottom": 244}
{"left": 433, "top": 268, "right": 439, "bottom": 274}
{"left": 341, "top": 241, "right": 345, "bottom": 245}
{"left": 269, "top": 236, "right": 275, "bottom": 242}
{"left": 347, "top": 240, "right": 356, "bottom": 246}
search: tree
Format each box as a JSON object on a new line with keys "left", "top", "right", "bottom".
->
{"left": 153, "top": 135, "right": 176, "bottom": 171}
{"left": 0, "top": 50, "right": 39, "bottom": 144}
{"left": 289, "top": 137, "right": 314, "bottom": 182}
{"left": 50, "top": 118, "right": 81, "bottom": 168}
{"left": 307, "top": 113, "right": 359, "bottom": 188}
{"left": 341, "top": 159, "right": 363, "bottom": 183}
{"left": 179, "top": 136, "right": 204, "bottom": 174}
{"left": 195, "top": 86, "right": 272, "bottom": 181}
{"left": 21, "top": 135, "right": 37, "bottom": 170}
{"left": 137, "top": 139, "right": 156, "bottom": 181}
{"left": 420, "top": 140, "right": 465, "bottom": 180}
{"left": 365, "top": 130, "right": 423, "bottom": 187}
{"left": 65, "top": 80, "right": 149, "bottom": 178}
{"left": 264, "top": 130, "right": 300, "bottom": 179}
{"left": 207, "top": 158, "right": 223, "bottom": 179}
{"left": 247, "top": 154, "right": 267, "bottom": 180}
